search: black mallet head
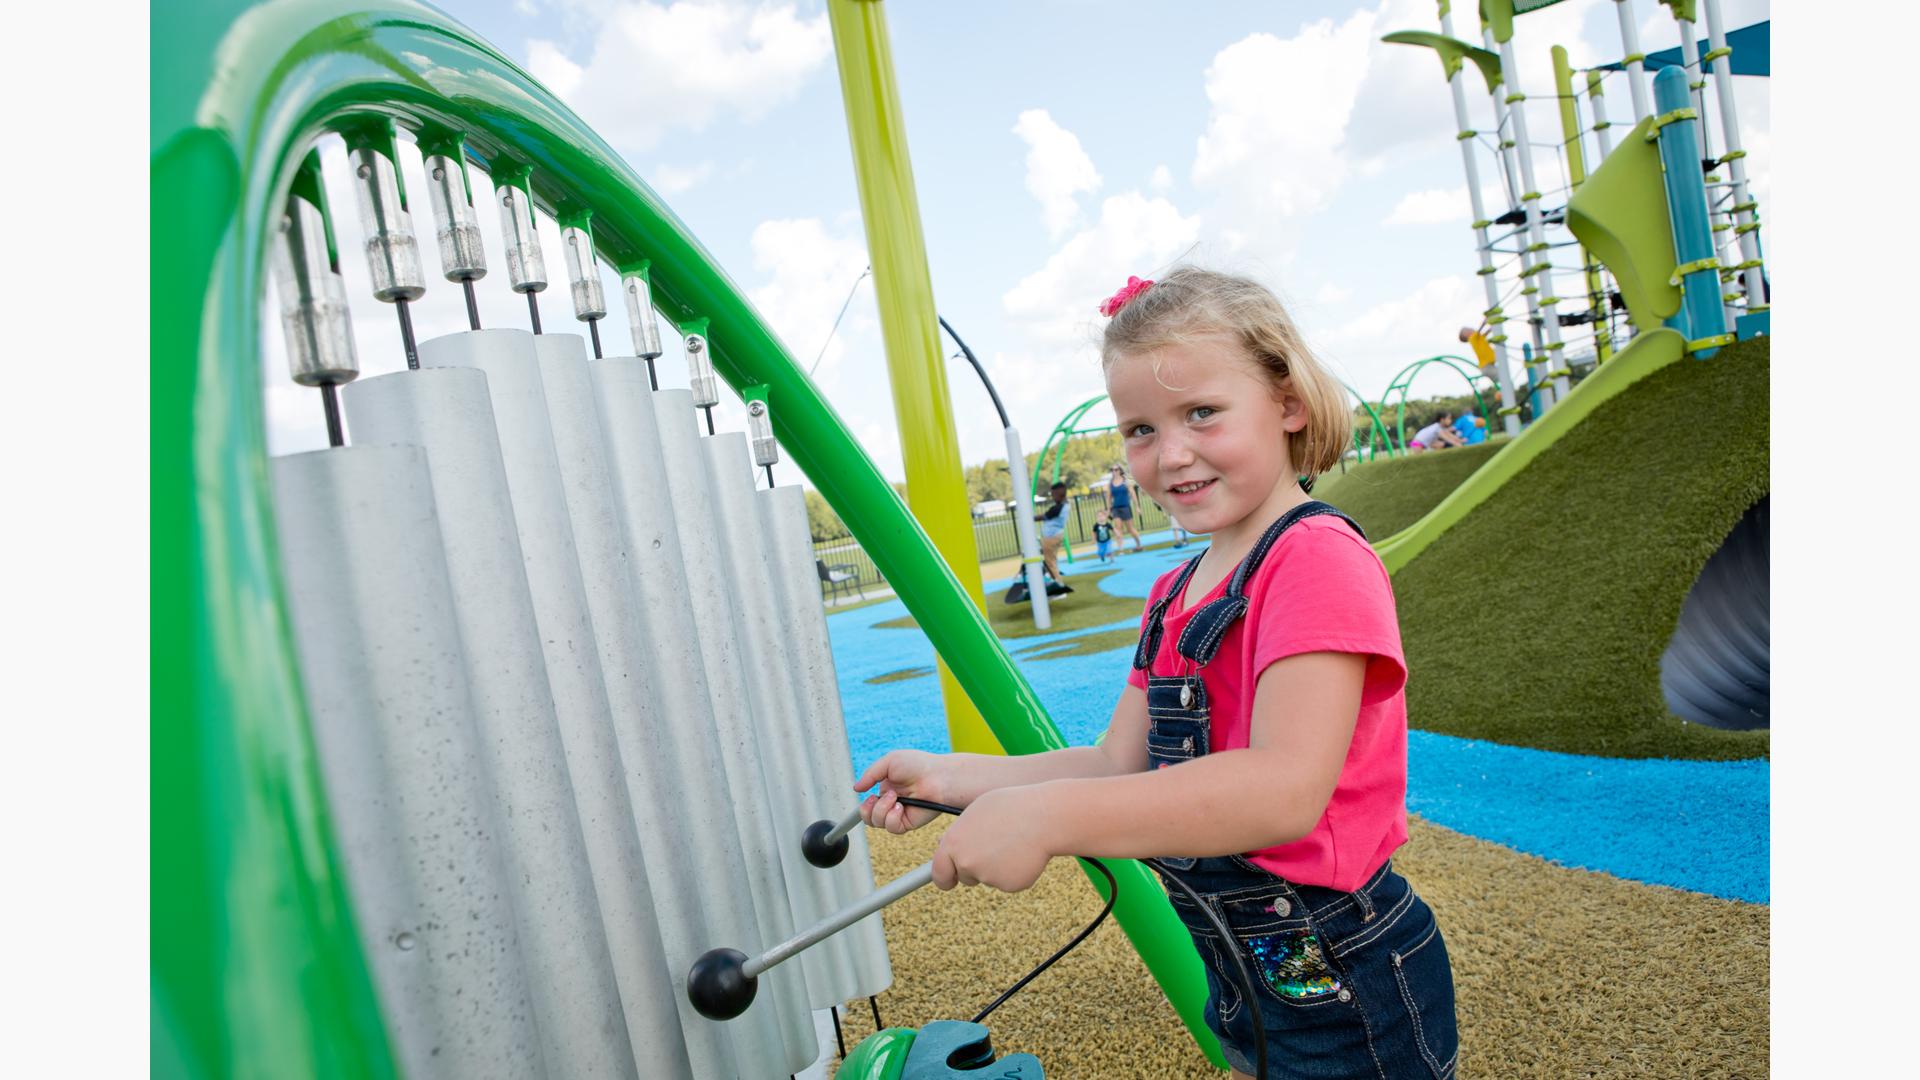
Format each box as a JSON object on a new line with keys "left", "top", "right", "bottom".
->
{"left": 687, "top": 948, "right": 756, "bottom": 1021}
{"left": 801, "top": 818, "right": 850, "bottom": 868}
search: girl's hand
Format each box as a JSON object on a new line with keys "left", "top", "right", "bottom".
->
{"left": 854, "top": 750, "right": 950, "bottom": 834}
{"left": 930, "top": 786, "right": 1054, "bottom": 893}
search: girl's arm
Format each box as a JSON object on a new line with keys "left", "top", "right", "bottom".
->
{"left": 856, "top": 684, "right": 1151, "bottom": 833}
{"left": 927, "top": 651, "right": 1364, "bottom": 889}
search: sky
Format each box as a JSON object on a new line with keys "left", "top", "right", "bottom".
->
{"left": 263, "top": 0, "right": 1772, "bottom": 491}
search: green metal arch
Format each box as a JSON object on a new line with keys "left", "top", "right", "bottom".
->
{"left": 1340, "top": 381, "right": 1399, "bottom": 462}
{"left": 1029, "top": 393, "right": 1113, "bottom": 497}
{"left": 152, "top": 3, "right": 1214, "bottom": 1072}
{"left": 1382, "top": 355, "right": 1500, "bottom": 450}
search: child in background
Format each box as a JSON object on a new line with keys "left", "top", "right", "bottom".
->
{"left": 857, "top": 267, "right": 1457, "bottom": 1080}
{"left": 1093, "top": 511, "right": 1116, "bottom": 563}
{"left": 1409, "top": 412, "right": 1464, "bottom": 453}
{"left": 1038, "top": 481, "right": 1070, "bottom": 580}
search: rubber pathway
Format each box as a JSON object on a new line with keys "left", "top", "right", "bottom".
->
{"left": 828, "top": 541, "right": 1769, "bottom": 902}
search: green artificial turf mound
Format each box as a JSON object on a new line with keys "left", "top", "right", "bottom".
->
{"left": 1393, "top": 337, "right": 1769, "bottom": 760}
{"left": 1314, "top": 440, "right": 1507, "bottom": 539}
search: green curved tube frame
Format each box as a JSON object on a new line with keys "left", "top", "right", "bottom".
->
{"left": 152, "top": 1, "right": 1217, "bottom": 1072}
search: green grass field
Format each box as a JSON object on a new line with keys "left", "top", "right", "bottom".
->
{"left": 1314, "top": 439, "right": 1507, "bottom": 539}
{"left": 1393, "top": 336, "right": 1769, "bottom": 759}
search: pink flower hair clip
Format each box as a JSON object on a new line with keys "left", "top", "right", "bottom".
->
{"left": 1098, "top": 275, "right": 1155, "bottom": 318}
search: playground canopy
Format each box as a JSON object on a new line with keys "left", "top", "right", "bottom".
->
{"left": 1601, "top": 19, "right": 1769, "bottom": 77}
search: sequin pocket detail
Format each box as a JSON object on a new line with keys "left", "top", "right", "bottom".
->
{"left": 1243, "top": 929, "right": 1342, "bottom": 1002}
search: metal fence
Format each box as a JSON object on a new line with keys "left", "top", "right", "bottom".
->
{"left": 811, "top": 486, "right": 1176, "bottom": 600}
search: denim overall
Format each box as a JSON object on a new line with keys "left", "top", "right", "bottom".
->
{"left": 1134, "top": 502, "right": 1459, "bottom": 1079}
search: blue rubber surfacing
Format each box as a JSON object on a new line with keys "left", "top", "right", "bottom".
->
{"left": 827, "top": 538, "right": 1770, "bottom": 904}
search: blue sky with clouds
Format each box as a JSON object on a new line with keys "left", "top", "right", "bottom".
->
{"left": 265, "top": 0, "right": 1770, "bottom": 488}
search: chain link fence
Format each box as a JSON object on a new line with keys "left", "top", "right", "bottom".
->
{"left": 811, "top": 486, "right": 1177, "bottom": 600}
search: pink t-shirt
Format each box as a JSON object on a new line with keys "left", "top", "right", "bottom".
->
{"left": 1126, "top": 515, "right": 1409, "bottom": 892}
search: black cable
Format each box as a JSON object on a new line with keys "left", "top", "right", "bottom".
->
{"left": 1143, "top": 858, "right": 1268, "bottom": 1080}
{"left": 883, "top": 796, "right": 1267, "bottom": 1078}
{"left": 937, "top": 316, "right": 1009, "bottom": 430}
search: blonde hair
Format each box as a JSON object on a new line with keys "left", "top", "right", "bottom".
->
{"left": 1101, "top": 265, "right": 1350, "bottom": 480}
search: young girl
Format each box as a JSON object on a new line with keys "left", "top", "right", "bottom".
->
{"left": 856, "top": 267, "right": 1458, "bottom": 1079}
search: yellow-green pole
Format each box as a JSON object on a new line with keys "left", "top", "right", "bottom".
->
{"left": 828, "top": 0, "right": 999, "bottom": 755}
{"left": 1553, "top": 45, "right": 1613, "bottom": 361}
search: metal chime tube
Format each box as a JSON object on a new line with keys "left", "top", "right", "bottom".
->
{"left": 340, "top": 367, "right": 638, "bottom": 1079}
{"left": 345, "top": 125, "right": 426, "bottom": 368}
{"left": 272, "top": 154, "right": 357, "bottom": 445}
{"left": 1613, "top": 0, "right": 1653, "bottom": 122}
{"left": 416, "top": 328, "right": 692, "bottom": 1079}
{"left": 705, "top": 433, "right": 884, "bottom": 1011}
{"left": 271, "top": 445, "right": 540, "bottom": 1080}
{"left": 758, "top": 483, "right": 895, "bottom": 997}
{"left": 1702, "top": 0, "right": 1763, "bottom": 310}
{"left": 621, "top": 264, "right": 665, "bottom": 389}
{"left": 531, "top": 335, "right": 741, "bottom": 1079}
{"left": 1437, "top": 3, "right": 1521, "bottom": 436}
{"left": 496, "top": 165, "right": 548, "bottom": 332}
{"left": 420, "top": 137, "right": 487, "bottom": 329}
{"left": 561, "top": 215, "right": 609, "bottom": 357}
{"left": 591, "top": 357, "right": 804, "bottom": 1080}
{"left": 652, "top": 388, "right": 817, "bottom": 1071}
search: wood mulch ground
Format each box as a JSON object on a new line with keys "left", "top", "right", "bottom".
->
{"left": 830, "top": 816, "right": 1767, "bottom": 1078}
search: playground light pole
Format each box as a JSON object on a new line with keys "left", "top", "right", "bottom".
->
{"left": 942, "top": 318, "right": 1049, "bottom": 630}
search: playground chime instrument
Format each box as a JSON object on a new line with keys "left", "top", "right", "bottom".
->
{"left": 270, "top": 123, "right": 943, "bottom": 1079}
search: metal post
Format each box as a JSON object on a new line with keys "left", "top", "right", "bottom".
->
{"left": 1702, "top": 0, "right": 1764, "bottom": 310}
{"left": 1652, "top": 66, "right": 1729, "bottom": 357}
{"left": 1479, "top": 22, "right": 1556, "bottom": 409}
{"left": 1432, "top": 5, "right": 1522, "bottom": 436}
{"left": 939, "top": 314, "right": 1050, "bottom": 629}
{"left": 1613, "top": 0, "right": 1654, "bottom": 122}
{"left": 1554, "top": 46, "right": 1612, "bottom": 363}
{"left": 1587, "top": 70, "right": 1616, "bottom": 160}
{"left": 1490, "top": 23, "right": 1571, "bottom": 402}
{"left": 1667, "top": 2, "right": 1712, "bottom": 160}
{"left": 828, "top": 0, "right": 997, "bottom": 755}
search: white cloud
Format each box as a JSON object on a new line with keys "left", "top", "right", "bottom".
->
{"left": 525, "top": 2, "right": 832, "bottom": 152}
{"left": 743, "top": 216, "right": 872, "bottom": 383}
{"left": 1382, "top": 180, "right": 1508, "bottom": 227}
{"left": 1002, "top": 191, "right": 1202, "bottom": 348}
{"left": 1314, "top": 274, "right": 1487, "bottom": 392}
{"left": 1012, "top": 109, "right": 1103, "bottom": 240}
{"left": 1190, "top": 10, "right": 1377, "bottom": 221}
{"left": 1313, "top": 282, "right": 1352, "bottom": 305}
{"left": 650, "top": 161, "right": 716, "bottom": 194}
{"left": 1149, "top": 164, "right": 1173, "bottom": 192}
{"left": 1384, "top": 186, "right": 1469, "bottom": 227}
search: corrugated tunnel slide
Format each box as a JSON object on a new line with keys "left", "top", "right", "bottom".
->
{"left": 1660, "top": 496, "right": 1769, "bottom": 730}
